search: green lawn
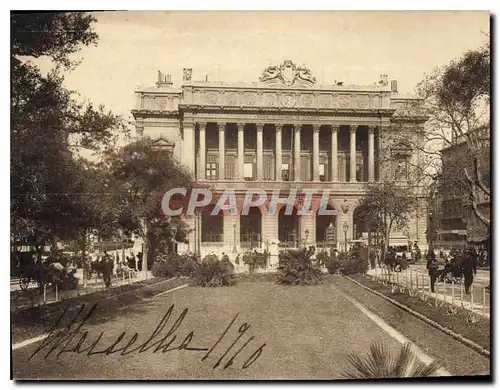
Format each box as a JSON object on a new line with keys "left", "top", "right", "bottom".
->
{"left": 13, "top": 277, "right": 403, "bottom": 380}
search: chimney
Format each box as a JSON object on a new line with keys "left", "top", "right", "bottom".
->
{"left": 391, "top": 80, "right": 398, "bottom": 93}
{"left": 156, "top": 71, "right": 173, "bottom": 87}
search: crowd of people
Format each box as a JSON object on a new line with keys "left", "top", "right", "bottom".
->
{"left": 426, "top": 246, "right": 481, "bottom": 294}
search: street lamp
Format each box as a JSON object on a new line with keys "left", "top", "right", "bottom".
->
{"left": 170, "top": 226, "right": 178, "bottom": 254}
{"left": 343, "top": 221, "right": 349, "bottom": 253}
{"left": 303, "top": 229, "right": 309, "bottom": 247}
{"left": 232, "top": 223, "right": 237, "bottom": 253}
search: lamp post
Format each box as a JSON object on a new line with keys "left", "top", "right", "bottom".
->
{"left": 303, "top": 229, "right": 309, "bottom": 247}
{"left": 343, "top": 221, "right": 349, "bottom": 253}
{"left": 232, "top": 223, "right": 237, "bottom": 253}
{"left": 170, "top": 226, "right": 178, "bottom": 255}
{"left": 341, "top": 198, "right": 350, "bottom": 253}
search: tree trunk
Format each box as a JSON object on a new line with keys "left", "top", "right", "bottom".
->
{"left": 81, "top": 230, "right": 87, "bottom": 287}
{"left": 142, "top": 219, "right": 149, "bottom": 277}
{"left": 51, "top": 232, "right": 58, "bottom": 255}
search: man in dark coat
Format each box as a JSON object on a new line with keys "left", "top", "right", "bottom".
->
{"left": 427, "top": 249, "right": 439, "bottom": 293}
{"left": 101, "top": 251, "right": 114, "bottom": 287}
{"left": 462, "top": 247, "right": 478, "bottom": 294}
{"left": 137, "top": 252, "right": 143, "bottom": 272}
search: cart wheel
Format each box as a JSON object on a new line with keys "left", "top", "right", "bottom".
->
{"left": 19, "top": 276, "right": 30, "bottom": 290}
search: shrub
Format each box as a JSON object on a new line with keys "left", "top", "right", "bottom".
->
{"left": 326, "top": 251, "right": 342, "bottom": 274}
{"left": 343, "top": 342, "right": 442, "bottom": 378}
{"left": 152, "top": 253, "right": 200, "bottom": 278}
{"left": 276, "top": 246, "right": 323, "bottom": 285}
{"left": 316, "top": 250, "right": 329, "bottom": 268}
{"left": 339, "top": 250, "right": 368, "bottom": 275}
{"left": 193, "top": 254, "right": 235, "bottom": 287}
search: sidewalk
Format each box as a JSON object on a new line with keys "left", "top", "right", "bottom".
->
{"left": 10, "top": 271, "right": 153, "bottom": 310}
{"left": 367, "top": 266, "right": 490, "bottom": 318}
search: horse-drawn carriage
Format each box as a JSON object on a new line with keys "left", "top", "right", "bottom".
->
{"left": 19, "top": 262, "right": 78, "bottom": 291}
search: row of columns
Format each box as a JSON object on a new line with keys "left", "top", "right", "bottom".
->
{"left": 197, "top": 122, "right": 376, "bottom": 182}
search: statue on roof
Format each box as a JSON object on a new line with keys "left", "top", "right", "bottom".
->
{"left": 259, "top": 60, "right": 316, "bottom": 87}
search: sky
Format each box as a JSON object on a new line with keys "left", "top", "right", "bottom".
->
{"left": 34, "top": 10, "right": 489, "bottom": 123}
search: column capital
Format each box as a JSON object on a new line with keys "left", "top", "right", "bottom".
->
{"left": 217, "top": 122, "right": 226, "bottom": 130}
{"left": 349, "top": 125, "right": 356, "bottom": 133}
{"left": 275, "top": 124, "right": 283, "bottom": 132}
{"left": 312, "top": 124, "right": 321, "bottom": 133}
{"left": 198, "top": 122, "right": 207, "bottom": 130}
{"left": 237, "top": 122, "right": 245, "bottom": 131}
{"left": 331, "top": 125, "right": 340, "bottom": 132}
{"left": 368, "top": 126, "right": 376, "bottom": 134}
{"left": 293, "top": 124, "right": 302, "bottom": 132}
{"left": 256, "top": 123, "right": 264, "bottom": 132}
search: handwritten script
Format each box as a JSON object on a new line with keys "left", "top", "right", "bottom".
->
{"left": 29, "top": 303, "right": 266, "bottom": 370}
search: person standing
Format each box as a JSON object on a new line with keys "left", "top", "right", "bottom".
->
{"left": 427, "top": 249, "right": 439, "bottom": 293}
{"left": 137, "top": 252, "right": 143, "bottom": 272}
{"left": 462, "top": 246, "right": 478, "bottom": 294}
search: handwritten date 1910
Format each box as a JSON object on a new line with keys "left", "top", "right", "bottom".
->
{"left": 28, "top": 303, "right": 266, "bottom": 370}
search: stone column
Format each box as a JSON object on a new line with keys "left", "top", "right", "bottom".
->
{"left": 312, "top": 124, "right": 320, "bottom": 181}
{"left": 275, "top": 124, "right": 282, "bottom": 181}
{"left": 182, "top": 123, "right": 195, "bottom": 175}
{"left": 218, "top": 122, "right": 225, "bottom": 180}
{"left": 237, "top": 123, "right": 245, "bottom": 180}
{"left": 256, "top": 123, "right": 264, "bottom": 180}
{"left": 331, "top": 125, "right": 338, "bottom": 182}
{"left": 368, "top": 126, "right": 375, "bottom": 182}
{"left": 294, "top": 124, "right": 301, "bottom": 181}
{"left": 349, "top": 126, "right": 357, "bottom": 182}
{"left": 199, "top": 122, "right": 206, "bottom": 180}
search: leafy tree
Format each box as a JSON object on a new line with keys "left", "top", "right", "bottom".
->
{"left": 389, "top": 42, "right": 490, "bottom": 231}
{"left": 106, "top": 138, "right": 195, "bottom": 273}
{"left": 356, "top": 182, "right": 416, "bottom": 256}
{"left": 11, "top": 12, "right": 126, "bottom": 252}
{"left": 418, "top": 43, "right": 490, "bottom": 230}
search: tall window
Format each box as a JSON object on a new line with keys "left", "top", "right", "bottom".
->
{"left": 244, "top": 155, "right": 255, "bottom": 181}
{"left": 206, "top": 162, "right": 218, "bottom": 180}
{"left": 201, "top": 211, "right": 223, "bottom": 242}
{"left": 282, "top": 163, "right": 290, "bottom": 181}
{"left": 319, "top": 164, "right": 326, "bottom": 182}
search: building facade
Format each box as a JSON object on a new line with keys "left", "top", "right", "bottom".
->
{"left": 131, "top": 61, "right": 428, "bottom": 257}
{"left": 433, "top": 130, "right": 490, "bottom": 249}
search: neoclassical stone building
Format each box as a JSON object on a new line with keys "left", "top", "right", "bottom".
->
{"left": 131, "top": 61, "right": 428, "bottom": 256}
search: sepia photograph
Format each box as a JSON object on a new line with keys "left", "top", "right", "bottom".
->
{"left": 10, "top": 10, "right": 491, "bottom": 380}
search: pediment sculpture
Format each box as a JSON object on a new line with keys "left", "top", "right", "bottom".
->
{"left": 259, "top": 60, "right": 316, "bottom": 87}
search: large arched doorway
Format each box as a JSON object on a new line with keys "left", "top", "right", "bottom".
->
{"left": 278, "top": 206, "right": 300, "bottom": 247}
{"left": 315, "top": 206, "right": 337, "bottom": 248}
{"left": 240, "top": 207, "right": 262, "bottom": 250}
{"left": 201, "top": 206, "right": 224, "bottom": 243}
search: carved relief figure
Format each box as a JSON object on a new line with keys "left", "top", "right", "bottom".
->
{"left": 296, "top": 64, "right": 316, "bottom": 84}
{"left": 183, "top": 68, "right": 193, "bottom": 82}
{"left": 259, "top": 60, "right": 316, "bottom": 87}
{"left": 259, "top": 65, "right": 281, "bottom": 83}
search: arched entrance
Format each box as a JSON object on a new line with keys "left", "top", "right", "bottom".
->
{"left": 278, "top": 206, "right": 300, "bottom": 247}
{"left": 201, "top": 206, "right": 224, "bottom": 243}
{"left": 240, "top": 207, "right": 262, "bottom": 249}
{"left": 315, "top": 207, "right": 337, "bottom": 248}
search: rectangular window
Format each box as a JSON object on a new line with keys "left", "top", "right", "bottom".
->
{"left": 244, "top": 163, "right": 254, "bottom": 181}
{"left": 282, "top": 163, "right": 290, "bottom": 181}
{"left": 300, "top": 155, "right": 310, "bottom": 181}
{"left": 206, "top": 162, "right": 218, "bottom": 181}
{"left": 263, "top": 154, "right": 274, "bottom": 180}
{"left": 225, "top": 158, "right": 235, "bottom": 180}
{"left": 319, "top": 163, "right": 326, "bottom": 182}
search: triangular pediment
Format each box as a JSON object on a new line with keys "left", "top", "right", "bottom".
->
{"left": 152, "top": 136, "right": 175, "bottom": 151}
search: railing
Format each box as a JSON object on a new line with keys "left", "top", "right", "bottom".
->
{"left": 369, "top": 267, "right": 490, "bottom": 318}
{"left": 201, "top": 232, "right": 224, "bottom": 243}
{"left": 240, "top": 233, "right": 262, "bottom": 249}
